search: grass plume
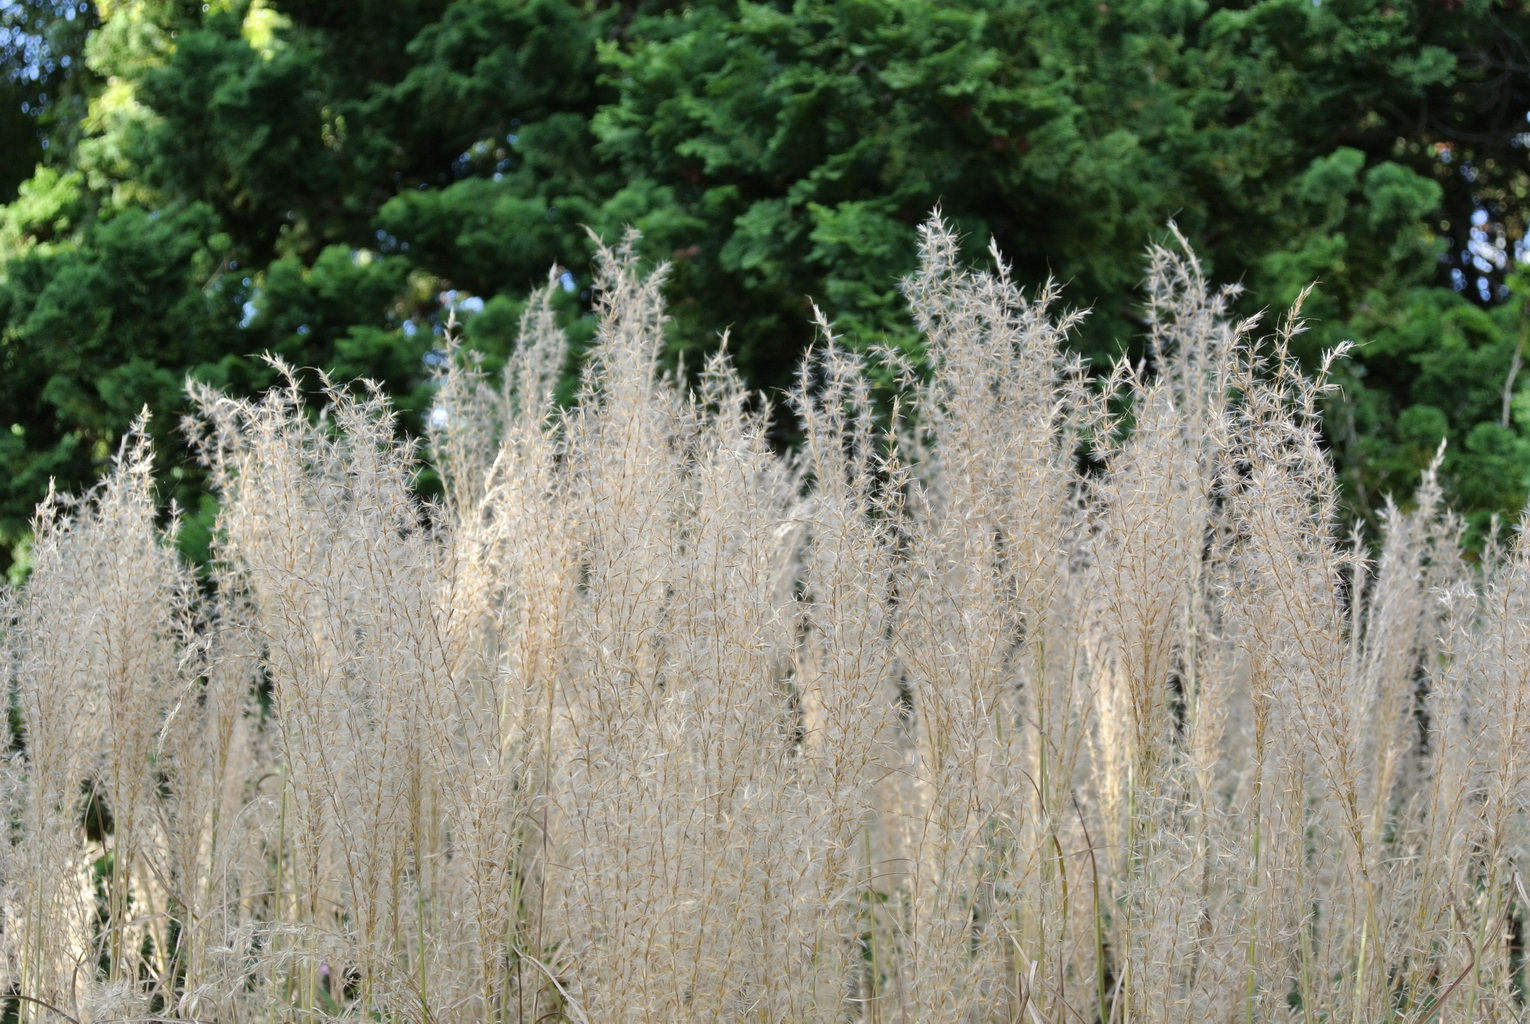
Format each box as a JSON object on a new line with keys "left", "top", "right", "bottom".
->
{"left": 0, "top": 216, "right": 1524, "bottom": 1023}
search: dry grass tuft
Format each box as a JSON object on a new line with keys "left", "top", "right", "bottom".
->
{"left": 1, "top": 217, "right": 1526, "bottom": 1023}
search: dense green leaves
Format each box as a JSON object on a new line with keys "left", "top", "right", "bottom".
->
{"left": 1, "top": 0, "right": 1528, "bottom": 571}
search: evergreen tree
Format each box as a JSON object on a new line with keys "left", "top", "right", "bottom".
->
{"left": 1, "top": 0, "right": 1526, "bottom": 574}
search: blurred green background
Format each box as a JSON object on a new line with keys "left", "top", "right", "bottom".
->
{"left": 2, "top": 0, "right": 1527, "bottom": 574}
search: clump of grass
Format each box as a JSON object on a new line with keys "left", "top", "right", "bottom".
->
{"left": 0, "top": 216, "right": 1525, "bottom": 1022}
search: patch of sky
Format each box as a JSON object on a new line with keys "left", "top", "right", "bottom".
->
{"left": 560, "top": 270, "right": 576, "bottom": 293}
{"left": 1467, "top": 216, "right": 1507, "bottom": 279}
{"left": 0, "top": 5, "right": 85, "bottom": 91}
{"left": 429, "top": 405, "right": 450, "bottom": 429}
{"left": 454, "top": 136, "right": 517, "bottom": 179}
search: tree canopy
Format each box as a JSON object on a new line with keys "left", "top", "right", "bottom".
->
{"left": 1, "top": 0, "right": 1528, "bottom": 572}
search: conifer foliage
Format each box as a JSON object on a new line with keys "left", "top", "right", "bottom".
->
{"left": 2, "top": 0, "right": 1529, "bottom": 569}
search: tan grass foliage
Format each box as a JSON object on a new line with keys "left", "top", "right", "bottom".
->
{"left": 1, "top": 217, "right": 1525, "bottom": 1022}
